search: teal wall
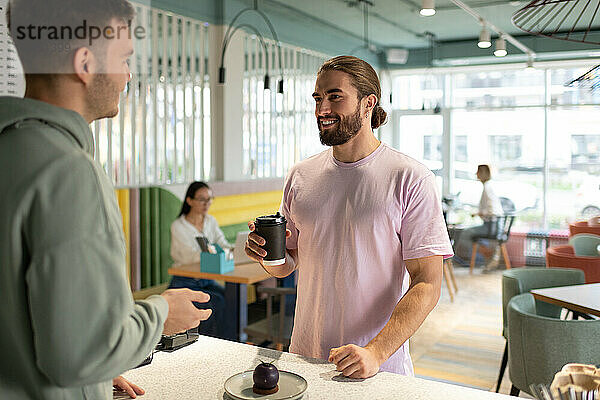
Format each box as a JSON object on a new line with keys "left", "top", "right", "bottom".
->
{"left": 140, "top": 0, "right": 600, "bottom": 70}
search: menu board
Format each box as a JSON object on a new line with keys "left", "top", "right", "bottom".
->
{"left": 0, "top": 0, "right": 25, "bottom": 97}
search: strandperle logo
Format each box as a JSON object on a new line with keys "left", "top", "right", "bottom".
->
{"left": 13, "top": 19, "right": 146, "bottom": 46}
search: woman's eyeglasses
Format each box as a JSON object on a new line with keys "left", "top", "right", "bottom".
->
{"left": 193, "top": 196, "right": 213, "bottom": 204}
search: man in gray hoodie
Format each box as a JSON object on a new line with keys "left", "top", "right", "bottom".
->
{"left": 0, "top": 0, "right": 212, "bottom": 398}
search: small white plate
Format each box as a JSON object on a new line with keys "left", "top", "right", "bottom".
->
{"left": 224, "top": 370, "right": 308, "bottom": 400}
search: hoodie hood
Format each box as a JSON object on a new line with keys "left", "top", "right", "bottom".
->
{"left": 0, "top": 96, "right": 94, "bottom": 155}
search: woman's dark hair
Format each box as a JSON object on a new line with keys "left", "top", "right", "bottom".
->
{"left": 178, "top": 181, "right": 210, "bottom": 216}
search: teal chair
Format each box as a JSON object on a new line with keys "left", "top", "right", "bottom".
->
{"left": 495, "top": 267, "right": 586, "bottom": 392}
{"left": 507, "top": 293, "right": 600, "bottom": 396}
{"left": 569, "top": 233, "right": 600, "bottom": 257}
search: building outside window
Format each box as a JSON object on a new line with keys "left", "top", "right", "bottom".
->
{"left": 391, "top": 63, "right": 600, "bottom": 230}
{"left": 489, "top": 135, "right": 522, "bottom": 163}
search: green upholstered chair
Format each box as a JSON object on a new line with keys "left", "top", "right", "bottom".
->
{"left": 495, "top": 267, "right": 585, "bottom": 392}
{"left": 139, "top": 187, "right": 182, "bottom": 289}
{"left": 569, "top": 233, "right": 600, "bottom": 257}
{"left": 507, "top": 293, "right": 600, "bottom": 396}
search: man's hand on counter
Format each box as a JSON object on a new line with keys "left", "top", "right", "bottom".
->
{"left": 328, "top": 344, "right": 382, "bottom": 379}
{"left": 113, "top": 375, "right": 145, "bottom": 398}
{"left": 161, "top": 288, "right": 212, "bottom": 335}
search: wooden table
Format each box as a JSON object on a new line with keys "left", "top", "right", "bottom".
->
{"left": 168, "top": 262, "right": 272, "bottom": 342}
{"left": 531, "top": 283, "right": 600, "bottom": 318}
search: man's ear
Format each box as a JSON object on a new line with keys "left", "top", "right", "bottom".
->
{"left": 364, "top": 93, "right": 377, "bottom": 114}
{"left": 73, "top": 47, "right": 97, "bottom": 85}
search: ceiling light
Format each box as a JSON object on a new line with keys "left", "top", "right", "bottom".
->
{"left": 420, "top": 0, "right": 435, "bottom": 16}
{"left": 494, "top": 37, "right": 507, "bottom": 57}
{"left": 478, "top": 27, "right": 491, "bottom": 48}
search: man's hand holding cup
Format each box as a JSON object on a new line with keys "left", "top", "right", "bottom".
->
{"left": 245, "top": 212, "right": 289, "bottom": 266}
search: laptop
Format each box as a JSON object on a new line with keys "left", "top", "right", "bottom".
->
{"left": 233, "top": 231, "right": 253, "bottom": 265}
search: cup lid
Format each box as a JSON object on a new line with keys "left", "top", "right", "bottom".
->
{"left": 256, "top": 212, "right": 286, "bottom": 225}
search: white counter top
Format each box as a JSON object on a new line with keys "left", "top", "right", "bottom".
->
{"left": 121, "top": 336, "right": 515, "bottom": 400}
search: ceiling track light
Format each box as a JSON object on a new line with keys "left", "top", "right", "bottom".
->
{"left": 494, "top": 37, "right": 507, "bottom": 57}
{"left": 478, "top": 26, "right": 491, "bottom": 49}
{"left": 420, "top": 0, "right": 435, "bottom": 16}
{"left": 449, "top": 0, "right": 535, "bottom": 60}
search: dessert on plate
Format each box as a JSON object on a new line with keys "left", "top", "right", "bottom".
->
{"left": 252, "top": 362, "right": 279, "bottom": 395}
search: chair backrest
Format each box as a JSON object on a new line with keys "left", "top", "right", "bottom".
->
{"left": 477, "top": 215, "right": 515, "bottom": 241}
{"left": 569, "top": 222, "right": 600, "bottom": 237}
{"left": 499, "top": 197, "right": 516, "bottom": 214}
{"left": 547, "top": 245, "right": 600, "bottom": 283}
{"left": 569, "top": 234, "right": 600, "bottom": 257}
{"left": 496, "top": 215, "right": 515, "bottom": 242}
{"left": 507, "top": 293, "right": 600, "bottom": 394}
{"left": 501, "top": 267, "right": 585, "bottom": 338}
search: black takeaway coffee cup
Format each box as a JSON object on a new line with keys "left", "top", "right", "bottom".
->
{"left": 254, "top": 212, "right": 287, "bottom": 266}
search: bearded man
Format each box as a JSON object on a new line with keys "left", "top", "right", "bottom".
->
{"left": 246, "top": 55, "right": 453, "bottom": 378}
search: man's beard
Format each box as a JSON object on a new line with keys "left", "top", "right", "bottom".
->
{"left": 87, "top": 73, "right": 122, "bottom": 121}
{"left": 318, "top": 103, "right": 363, "bottom": 146}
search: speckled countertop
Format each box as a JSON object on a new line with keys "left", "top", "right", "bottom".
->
{"left": 120, "top": 336, "right": 515, "bottom": 400}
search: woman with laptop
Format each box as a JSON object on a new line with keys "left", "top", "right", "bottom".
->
{"left": 169, "top": 181, "right": 232, "bottom": 338}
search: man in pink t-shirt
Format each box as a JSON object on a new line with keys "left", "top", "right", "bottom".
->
{"left": 246, "top": 56, "right": 453, "bottom": 378}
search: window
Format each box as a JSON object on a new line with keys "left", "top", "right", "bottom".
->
{"left": 490, "top": 135, "right": 522, "bottom": 162}
{"left": 548, "top": 107, "right": 600, "bottom": 224}
{"left": 452, "top": 69, "right": 545, "bottom": 108}
{"left": 455, "top": 135, "right": 467, "bottom": 162}
{"left": 424, "top": 135, "right": 442, "bottom": 161}
{"left": 572, "top": 135, "right": 600, "bottom": 169}
{"left": 550, "top": 68, "right": 600, "bottom": 105}
{"left": 91, "top": 6, "right": 211, "bottom": 186}
{"left": 391, "top": 64, "right": 600, "bottom": 230}
{"left": 242, "top": 37, "right": 328, "bottom": 178}
{"left": 391, "top": 74, "right": 443, "bottom": 110}
{"left": 451, "top": 108, "right": 544, "bottom": 228}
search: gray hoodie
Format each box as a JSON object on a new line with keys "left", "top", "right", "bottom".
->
{"left": 0, "top": 97, "right": 168, "bottom": 399}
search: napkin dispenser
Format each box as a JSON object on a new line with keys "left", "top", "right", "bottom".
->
{"left": 200, "top": 244, "right": 234, "bottom": 274}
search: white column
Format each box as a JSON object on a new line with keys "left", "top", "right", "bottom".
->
{"left": 208, "top": 25, "right": 246, "bottom": 182}
{"left": 208, "top": 24, "right": 225, "bottom": 181}
{"left": 442, "top": 74, "right": 453, "bottom": 197}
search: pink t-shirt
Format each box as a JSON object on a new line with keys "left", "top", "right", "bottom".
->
{"left": 280, "top": 143, "right": 453, "bottom": 375}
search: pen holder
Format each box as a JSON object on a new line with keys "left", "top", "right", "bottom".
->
{"left": 200, "top": 244, "right": 234, "bottom": 274}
